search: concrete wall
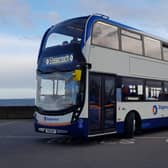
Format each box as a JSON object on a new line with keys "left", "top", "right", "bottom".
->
{"left": 0, "top": 106, "right": 35, "bottom": 119}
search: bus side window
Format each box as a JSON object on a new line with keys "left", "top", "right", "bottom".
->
{"left": 159, "top": 92, "right": 168, "bottom": 101}
{"left": 145, "top": 81, "right": 162, "bottom": 101}
{"left": 92, "top": 22, "right": 119, "bottom": 50}
{"left": 122, "top": 86, "right": 129, "bottom": 100}
{"left": 122, "top": 78, "right": 144, "bottom": 101}
{"left": 159, "top": 82, "right": 168, "bottom": 101}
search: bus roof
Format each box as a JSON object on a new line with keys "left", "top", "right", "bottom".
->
{"left": 50, "top": 16, "right": 89, "bottom": 38}
{"left": 49, "top": 14, "right": 168, "bottom": 44}
{"left": 86, "top": 14, "right": 168, "bottom": 44}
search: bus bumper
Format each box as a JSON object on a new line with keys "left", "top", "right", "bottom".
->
{"left": 34, "top": 112, "right": 88, "bottom": 138}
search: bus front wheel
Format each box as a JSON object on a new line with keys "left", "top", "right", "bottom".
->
{"left": 124, "top": 113, "right": 136, "bottom": 138}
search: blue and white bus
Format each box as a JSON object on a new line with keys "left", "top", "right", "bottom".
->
{"left": 34, "top": 14, "right": 168, "bottom": 138}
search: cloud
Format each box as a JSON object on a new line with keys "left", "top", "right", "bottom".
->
{"left": 0, "top": 34, "right": 40, "bottom": 89}
{"left": 0, "top": 0, "right": 60, "bottom": 29}
{"left": 46, "top": 11, "right": 60, "bottom": 24}
{"left": 0, "top": 0, "right": 33, "bottom": 28}
{"left": 37, "top": 11, "right": 60, "bottom": 25}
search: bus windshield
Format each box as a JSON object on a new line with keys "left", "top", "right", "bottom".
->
{"left": 36, "top": 72, "right": 80, "bottom": 111}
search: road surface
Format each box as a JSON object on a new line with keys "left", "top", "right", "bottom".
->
{"left": 0, "top": 120, "right": 167, "bottom": 168}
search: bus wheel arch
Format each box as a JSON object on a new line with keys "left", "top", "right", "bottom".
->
{"left": 124, "top": 110, "right": 142, "bottom": 138}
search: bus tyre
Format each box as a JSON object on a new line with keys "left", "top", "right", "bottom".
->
{"left": 124, "top": 113, "right": 135, "bottom": 138}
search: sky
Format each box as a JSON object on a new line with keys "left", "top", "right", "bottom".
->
{"left": 0, "top": 0, "right": 168, "bottom": 99}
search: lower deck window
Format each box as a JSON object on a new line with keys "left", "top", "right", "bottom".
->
{"left": 145, "top": 81, "right": 162, "bottom": 101}
{"left": 122, "top": 78, "right": 144, "bottom": 101}
{"left": 159, "top": 82, "right": 168, "bottom": 101}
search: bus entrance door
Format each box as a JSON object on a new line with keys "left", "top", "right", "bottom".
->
{"left": 88, "top": 73, "right": 116, "bottom": 135}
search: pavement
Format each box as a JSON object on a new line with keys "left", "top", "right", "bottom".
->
{"left": 0, "top": 119, "right": 168, "bottom": 168}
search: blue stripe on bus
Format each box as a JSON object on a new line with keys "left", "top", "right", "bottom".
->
{"left": 116, "top": 122, "right": 125, "bottom": 134}
{"left": 116, "top": 117, "right": 168, "bottom": 133}
{"left": 141, "top": 117, "right": 168, "bottom": 129}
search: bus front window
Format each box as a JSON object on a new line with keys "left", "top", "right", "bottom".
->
{"left": 45, "top": 33, "right": 81, "bottom": 49}
{"left": 36, "top": 72, "right": 80, "bottom": 111}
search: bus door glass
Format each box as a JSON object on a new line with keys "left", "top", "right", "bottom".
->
{"left": 88, "top": 75, "right": 102, "bottom": 130}
{"left": 89, "top": 73, "right": 116, "bottom": 133}
{"left": 103, "top": 76, "right": 116, "bottom": 129}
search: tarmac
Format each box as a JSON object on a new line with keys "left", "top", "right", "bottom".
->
{"left": 0, "top": 119, "right": 168, "bottom": 168}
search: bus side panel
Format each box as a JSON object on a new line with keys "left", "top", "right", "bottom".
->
{"left": 116, "top": 122, "right": 125, "bottom": 134}
{"left": 116, "top": 102, "right": 168, "bottom": 132}
{"left": 79, "top": 71, "right": 89, "bottom": 119}
{"left": 79, "top": 38, "right": 90, "bottom": 119}
{"left": 88, "top": 46, "right": 168, "bottom": 81}
{"left": 88, "top": 46, "right": 130, "bottom": 77}
{"left": 130, "top": 57, "right": 168, "bottom": 81}
{"left": 141, "top": 117, "right": 168, "bottom": 129}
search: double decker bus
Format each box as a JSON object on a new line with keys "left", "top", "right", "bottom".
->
{"left": 34, "top": 14, "right": 168, "bottom": 138}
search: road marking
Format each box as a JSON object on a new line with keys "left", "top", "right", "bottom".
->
{"left": 165, "top": 139, "right": 168, "bottom": 143}
{"left": 47, "top": 138, "right": 57, "bottom": 144}
{"left": 119, "top": 139, "right": 135, "bottom": 144}
{"left": 97, "top": 138, "right": 136, "bottom": 145}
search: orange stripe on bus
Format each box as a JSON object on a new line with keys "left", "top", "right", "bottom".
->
{"left": 38, "top": 121, "right": 71, "bottom": 127}
{"left": 89, "top": 104, "right": 113, "bottom": 109}
{"left": 105, "top": 104, "right": 113, "bottom": 108}
{"left": 89, "top": 104, "right": 101, "bottom": 109}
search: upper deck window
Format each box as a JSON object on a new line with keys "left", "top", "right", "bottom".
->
{"left": 162, "top": 43, "right": 168, "bottom": 61}
{"left": 121, "top": 30, "right": 141, "bottom": 39}
{"left": 92, "top": 22, "right": 119, "bottom": 49}
{"left": 144, "top": 37, "right": 161, "bottom": 59}
{"left": 121, "top": 29, "right": 143, "bottom": 55}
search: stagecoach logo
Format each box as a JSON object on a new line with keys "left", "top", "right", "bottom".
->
{"left": 44, "top": 116, "right": 59, "bottom": 121}
{"left": 152, "top": 105, "right": 168, "bottom": 115}
{"left": 45, "top": 54, "right": 73, "bottom": 65}
{"left": 152, "top": 105, "right": 158, "bottom": 115}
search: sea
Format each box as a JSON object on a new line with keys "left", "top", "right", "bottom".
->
{"left": 0, "top": 99, "right": 35, "bottom": 107}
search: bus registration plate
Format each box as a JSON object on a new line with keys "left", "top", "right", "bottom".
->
{"left": 45, "top": 128, "right": 57, "bottom": 134}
